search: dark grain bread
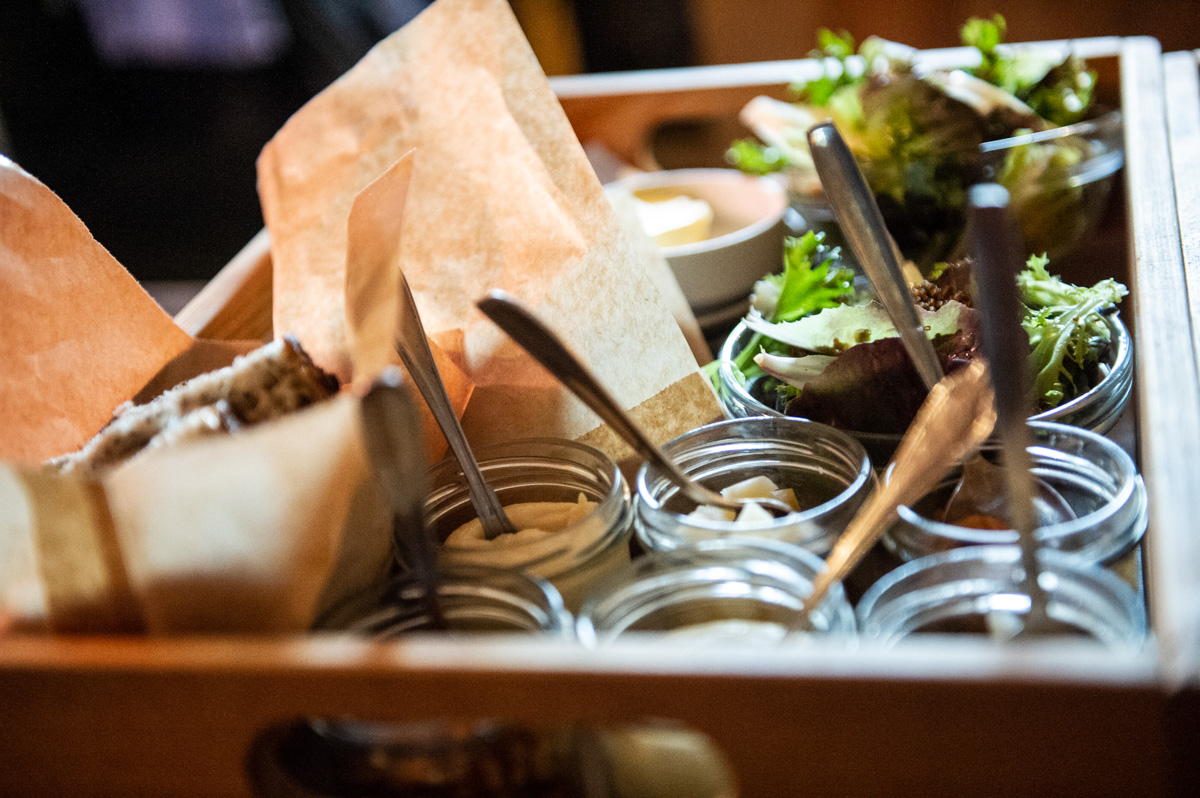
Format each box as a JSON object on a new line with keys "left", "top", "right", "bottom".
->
{"left": 48, "top": 336, "right": 338, "bottom": 476}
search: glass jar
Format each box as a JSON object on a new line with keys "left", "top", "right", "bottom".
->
{"left": 577, "top": 538, "right": 857, "bottom": 646}
{"left": 425, "top": 438, "right": 633, "bottom": 612}
{"left": 349, "top": 565, "right": 575, "bottom": 637}
{"left": 883, "top": 422, "right": 1146, "bottom": 565}
{"left": 856, "top": 546, "right": 1146, "bottom": 648}
{"left": 281, "top": 567, "right": 575, "bottom": 798}
{"left": 635, "top": 417, "right": 873, "bottom": 556}
{"left": 714, "top": 313, "right": 1133, "bottom": 464}
{"left": 784, "top": 109, "right": 1124, "bottom": 269}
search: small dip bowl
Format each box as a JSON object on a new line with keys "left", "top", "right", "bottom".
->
{"left": 856, "top": 545, "right": 1146, "bottom": 648}
{"left": 715, "top": 313, "right": 1133, "bottom": 465}
{"left": 883, "top": 422, "right": 1147, "bottom": 565}
{"left": 634, "top": 416, "right": 873, "bottom": 555}
{"left": 576, "top": 538, "right": 857, "bottom": 646}
{"left": 605, "top": 168, "right": 788, "bottom": 317}
{"left": 425, "top": 438, "right": 633, "bottom": 613}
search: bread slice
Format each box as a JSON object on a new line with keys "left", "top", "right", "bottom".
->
{"left": 49, "top": 336, "right": 338, "bottom": 476}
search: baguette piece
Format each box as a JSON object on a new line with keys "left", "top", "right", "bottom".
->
{"left": 49, "top": 335, "right": 338, "bottom": 476}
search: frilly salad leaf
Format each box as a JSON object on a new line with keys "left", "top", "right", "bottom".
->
{"left": 785, "top": 318, "right": 981, "bottom": 434}
{"left": 744, "top": 300, "right": 970, "bottom": 354}
{"left": 727, "top": 138, "right": 789, "bottom": 176}
{"left": 963, "top": 15, "right": 1096, "bottom": 127}
{"left": 1017, "top": 254, "right": 1127, "bottom": 406}
{"left": 718, "top": 250, "right": 1125, "bottom": 434}
{"left": 763, "top": 231, "right": 857, "bottom": 322}
{"left": 793, "top": 29, "right": 864, "bottom": 106}
{"left": 720, "top": 232, "right": 854, "bottom": 383}
{"left": 727, "top": 15, "right": 1101, "bottom": 267}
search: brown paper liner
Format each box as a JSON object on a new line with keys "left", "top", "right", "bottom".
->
{"left": 260, "top": 0, "right": 721, "bottom": 452}
{"left": 103, "top": 395, "right": 389, "bottom": 634}
{"left": 24, "top": 468, "right": 145, "bottom": 634}
{"left": 0, "top": 0, "right": 725, "bottom": 636}
{"left": 344, "top": 151, "right": 472, "bottom": 463}
{"left": 0, "top": 157, "right": 194, "bottom": 464}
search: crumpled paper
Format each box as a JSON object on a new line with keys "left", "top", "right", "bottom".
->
{"left": 0, "top": 0, "right": 724, "bottom": 635}
{"left": 258, "top": 0, "right": 721, "bottom": 462}
{"left": 0, "top": 157, "right": 392, "bottom": 635}
{"left": 0, "top": 154, "right": 195, "bottom": 465}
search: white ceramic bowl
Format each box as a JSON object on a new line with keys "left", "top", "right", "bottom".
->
{"left": 607, "top": 168, "right": 788, "bottom": 315}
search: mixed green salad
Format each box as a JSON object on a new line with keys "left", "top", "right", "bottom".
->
{"left": 728, "top": 16, "right": 1114, "bottom": 267}
{"left": 710, "top": 232, "right": 1127, "bottom": 435}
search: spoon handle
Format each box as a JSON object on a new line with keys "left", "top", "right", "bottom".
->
{"left": 967, "top": 183, "right": 1048, "bottom": 632}
{"left": 792, "top": 361, "right": 996, "bottom": 632}
{"left": 807, "top": 122, "right": 944, "bottom": 391}
{"left": 360, "top": 368, "right": 445, "bottom": 629}
{"left": 394, "top": 274, "right": 517, "bottom": 539}
{"left": 477, "top": 291, "right": 727, "bottom": 512}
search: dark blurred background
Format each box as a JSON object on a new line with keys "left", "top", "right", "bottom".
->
{"left": 0, "top": 0, "right": 1196, "bottom": 285}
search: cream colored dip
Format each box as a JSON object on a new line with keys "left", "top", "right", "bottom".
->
{"left": 444, "top": 496, "right": 595, "bottom": 552}
{"left": 441, "top": 494, "right": 628, "bottom": 611}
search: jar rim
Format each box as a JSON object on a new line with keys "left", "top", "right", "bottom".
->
{"left": 889, "top": 421, "right": 1144, "bottom": 552}
{"left": 855, "top": 545, "right": 1146, "bottom": 646}
{"left": 577, "top": 537, "right": 857, "bottom": 644}
{"left": 427, "top": 436, "right": 629, "bottom": 546}
{"left": 352, "top": 564, "right": 575, "bottom": 638}
{"left": 635, "top": 416, "right": 873, "bottom": 532}
{"left": 716, "top": 313, "right": 1131, "bottom": 439}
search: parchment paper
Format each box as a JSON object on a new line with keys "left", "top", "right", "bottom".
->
{"left": 343, "top": 151, "right": 473, "bottom": 464}
{"left": 0, "top": 155, "right": 194, "bottom": 464}
{"left": 259, "top": 0, "right": 722, "bottom": 461}
{"left": 0, "top": 0, "right": 724, "bottom": 635}
{"left": 0, "top": 159, "right": 391, "bottom": 634}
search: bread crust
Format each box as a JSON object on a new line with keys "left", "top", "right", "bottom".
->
{"left": 49, "top": 336, "right": 338, "bottom": 476}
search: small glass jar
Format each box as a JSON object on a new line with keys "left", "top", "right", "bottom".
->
{"left": 856, "top": 546, "right": 1146, "bottom": 648}
{"left": 287, "top": 568, "right": 574, "bottom": 797}
{"left": 349, "top": 565, "right": 575, "bottom": 638}
{"left": 425, "top": 438, "right": 633, "bottom": 613}
{"left": 883, "top": 422, "right": 1146, "bottom": 565}
{"left": 635, "top": 417, "right": 873, "bottom": 555}
{"left": 714, "top": 314, "right": 1133, "bottom": 464}
{"left": 576, "top": 538, "right": 857, "bottom": 646}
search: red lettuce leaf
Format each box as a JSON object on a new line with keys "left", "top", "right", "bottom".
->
{"left": 786, "top": 308, "right": 982, "bottom": 434}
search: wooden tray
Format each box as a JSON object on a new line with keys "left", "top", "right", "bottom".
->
{"left": 3, "top": 37, "right": 1198, "bottom": 797}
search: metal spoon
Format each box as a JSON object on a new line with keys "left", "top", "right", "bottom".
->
{"left": 967, "top": 183, "right": 1050, "bottom": 634}
{"left": 476, "top": 291, "right": 795, "bottom": 519}
{"left": 393, "top": 273, "right": 517, "bottom": 540}
{"left": 807, "top": 121, "right": 944, "bottom": 391}
{"left": 360, "top": 367, "right": 445, "bottom": 629}
{"left": 791, "top": 360, "right": 997, "bottom": 633}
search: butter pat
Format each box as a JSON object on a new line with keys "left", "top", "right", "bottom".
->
{"left": 685, "top": 475, "right": 800, "bottom": 525}
{"left": 632, "top": 192, "right": 714, "bottom": 248}
{"left": 441, "top": 494, "right": 627, "bottom": 611}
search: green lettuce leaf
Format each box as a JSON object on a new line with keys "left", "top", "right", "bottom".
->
{"left": 745, "top": 299, "right": 970, "bottom": 354}
{"left": 1017, "top": 254, "right": 1127, "bottom": 406}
